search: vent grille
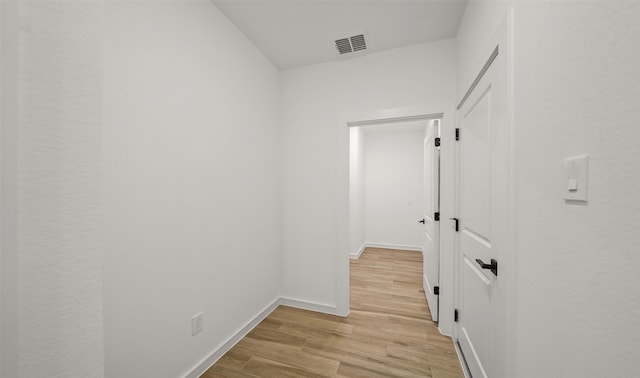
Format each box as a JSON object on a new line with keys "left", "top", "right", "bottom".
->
{"left": 335, "top": 38, "right": 352, "bottom": 55}
{"left": 350, "top": 34, "right": 367, "bottom": 52}
{"left": 334, "top": 33, "right": 368, "bottom": 55}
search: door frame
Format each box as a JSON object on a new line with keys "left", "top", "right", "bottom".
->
{"left": 335, "top": 105, "right": 456, "bottom": 336}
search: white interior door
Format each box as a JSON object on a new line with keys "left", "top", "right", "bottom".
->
{"left": 456, "top": 44, "right": 509, "bottom": 378}
{"left": 422, "top": 119, "right": 440, "bottom": 322}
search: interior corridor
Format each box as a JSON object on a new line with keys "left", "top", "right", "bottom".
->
{"left": 203, "top": 248, "right": 463, "bottom": 377}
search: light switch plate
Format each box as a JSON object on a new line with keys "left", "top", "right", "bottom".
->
{"left": 191, "top": 312, "right": 203, "bottom": 336}
{"left": 564, "top": 155, "right": 588, "bottom": 202}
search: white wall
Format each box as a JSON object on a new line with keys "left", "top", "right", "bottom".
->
{"left": 349, "top": 127, "right": 365, "bottom": 257}
{"left": 0, "top": 2, "right": 19, "bottom": 377}
{"left": 458, "top": 1, "right": 640, "bottom": 376}
{"left": 0, "top": 3, "right": 461, "bottom": 377}
{"left": 104, "top": 2, "right": 282, "bottom": 377}
{"left": 456, "top": 1, "right": 510, "bottom": 99}
{"left": 364, "top": 129, "right": 424, "bottom": 249}
{"left": 281, "top": 39, "right": 456, "bottom": 311}
{"left": 1, "top": 1, "right": 105, "bottom": 377}
{"left": 1, "top": 2, "right": 282, "bottom": 376}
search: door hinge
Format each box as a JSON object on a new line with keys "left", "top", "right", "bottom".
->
{"left": 455, "top": 128, "right": 460, "bottom": 141}
{"left": 434, "top": 212, "right": 440, "bottom": 221}
{"left": 454, "top": 309, "right": 459, "bottom": 322}
{"left": 435, "top": 137, "right": 441, "bottom": 147}
{"left": 434, "top": 286, "right": 439, "bottom": 295}
{"left": 450, "top": 217, "right": 459, "bottom": 232}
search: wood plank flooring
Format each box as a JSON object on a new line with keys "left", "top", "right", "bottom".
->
{"left": 202, "top": 247, "right": 464, "bottom": 378}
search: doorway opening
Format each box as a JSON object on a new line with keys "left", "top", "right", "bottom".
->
{"left": 348, "top": 119, "right": 429, "bottom": 257}
{"left": 349, "top": 118, "right": 440, "bottom": 322}
{"left": 347, "top": 116, "right": 442, "bottom": 322}
{"left": 335, "top": 108, "right": 447, "bottom": 320}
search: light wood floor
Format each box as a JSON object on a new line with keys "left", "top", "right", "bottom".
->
{"left": 202, "top": 247, "right": 464, "bottom": 378}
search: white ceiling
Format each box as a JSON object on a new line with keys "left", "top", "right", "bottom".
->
{"left": 213, "top": 0, "right": 467, "bottom": 69}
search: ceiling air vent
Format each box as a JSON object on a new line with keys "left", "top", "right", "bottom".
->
{"left": 335, "top": 38, "right": 352, "bottom": 55}
{"left": 334, "top": 33, "right": 368, "bottom": 56}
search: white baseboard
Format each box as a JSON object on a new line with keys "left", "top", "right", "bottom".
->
{"left": 349, "top": 243, "right": 367, "bottom": 260}
{"left": 182, "top": 298, "right": 280, "bottom": 378}
{"left": 423, "top": 273, "right": 429, "bottom": 301}
{"left": 364, "top": 242, "right": 423, "bottom": 252}
{"left": 423, "top": 272, "right": 436, "bottom": 296}
{"left": 183, "top": 296, "right": 347, "bottom": 377}
{"left": 279, "top": 297, "right": 347, "bottom": 317}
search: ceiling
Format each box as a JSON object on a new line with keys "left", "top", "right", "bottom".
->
{"left": 213, "top": 0, "right": 467, "bottom": 69}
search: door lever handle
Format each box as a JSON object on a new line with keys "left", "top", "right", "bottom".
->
{"left": 475, "top": 258, "right": 498, "bottom": 276}
{"left": 418, "top": 218, "right": 425, "bottom": 224}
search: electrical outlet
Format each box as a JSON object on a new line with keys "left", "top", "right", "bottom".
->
{"left": 191, "top": 312, "right": 203, "bottom": 336}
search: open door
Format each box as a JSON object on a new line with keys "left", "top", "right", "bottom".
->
{"left": 422, "top": 119, "right": 441, "bottom": 322}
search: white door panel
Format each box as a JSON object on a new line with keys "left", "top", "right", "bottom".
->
{"left": 456, "top": 40, "right": 509, "bottom": 377}
{"left": 423, "top": 120, "right": 440, "bottom": 322}
{"left": 460, "top": 88, "right": 492, "bottom": 242}
{"left": 459, "top": 257, "right": 491, "bottom": 378}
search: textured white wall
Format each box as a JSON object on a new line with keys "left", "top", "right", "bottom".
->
{"left": 512, "top": 2, "right": 640, "bottom": 376}
{"left": 16, "top": 2, "right": 104, "bottom": 377}
{"left": 349, "top": 127, "right": 365, "bottom": 256}
{"left": 281, "top": 40, "right": 456, "bottom": 308}
{"left": 364, "top": 130, "right": 424, "bottom": 249}
{"left": 458, "top": 1, "right": 640, "bottom": 376}
{"left": 456, "top": 1, "right": 510, "bottom": 100}
{"left": 104, "top": 2, "right": 282, "bottom": 377}
{"left": 1, "top": 2, "right": 20, "bottom": 377}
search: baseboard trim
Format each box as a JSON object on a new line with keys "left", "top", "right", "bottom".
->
{"left": 350, "top": 243, "right": 423, "bottom": 259}
{"left": 182, "top": 296, "right": 346, "bottom": 377}
{"left": 423, "top": 272, "right": 437, "bottom": 297}
{"left": 182, "top": 298, "right": 280, "bottom": 378}
{"left": 279, "top": 297, "right": 347, "bottom": 317}
{"left": 349, "top": 243, "right": 367, "bottom": 260}
{"left": 423, "top": 273, "right": 429, "bottom": 301}
{"left": 364, "top": 242, "right": 423, "bottom": 252}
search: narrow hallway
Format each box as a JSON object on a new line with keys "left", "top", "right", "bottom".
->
{"left": 204, "top": 248, "right": 463, "bottom": 377}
